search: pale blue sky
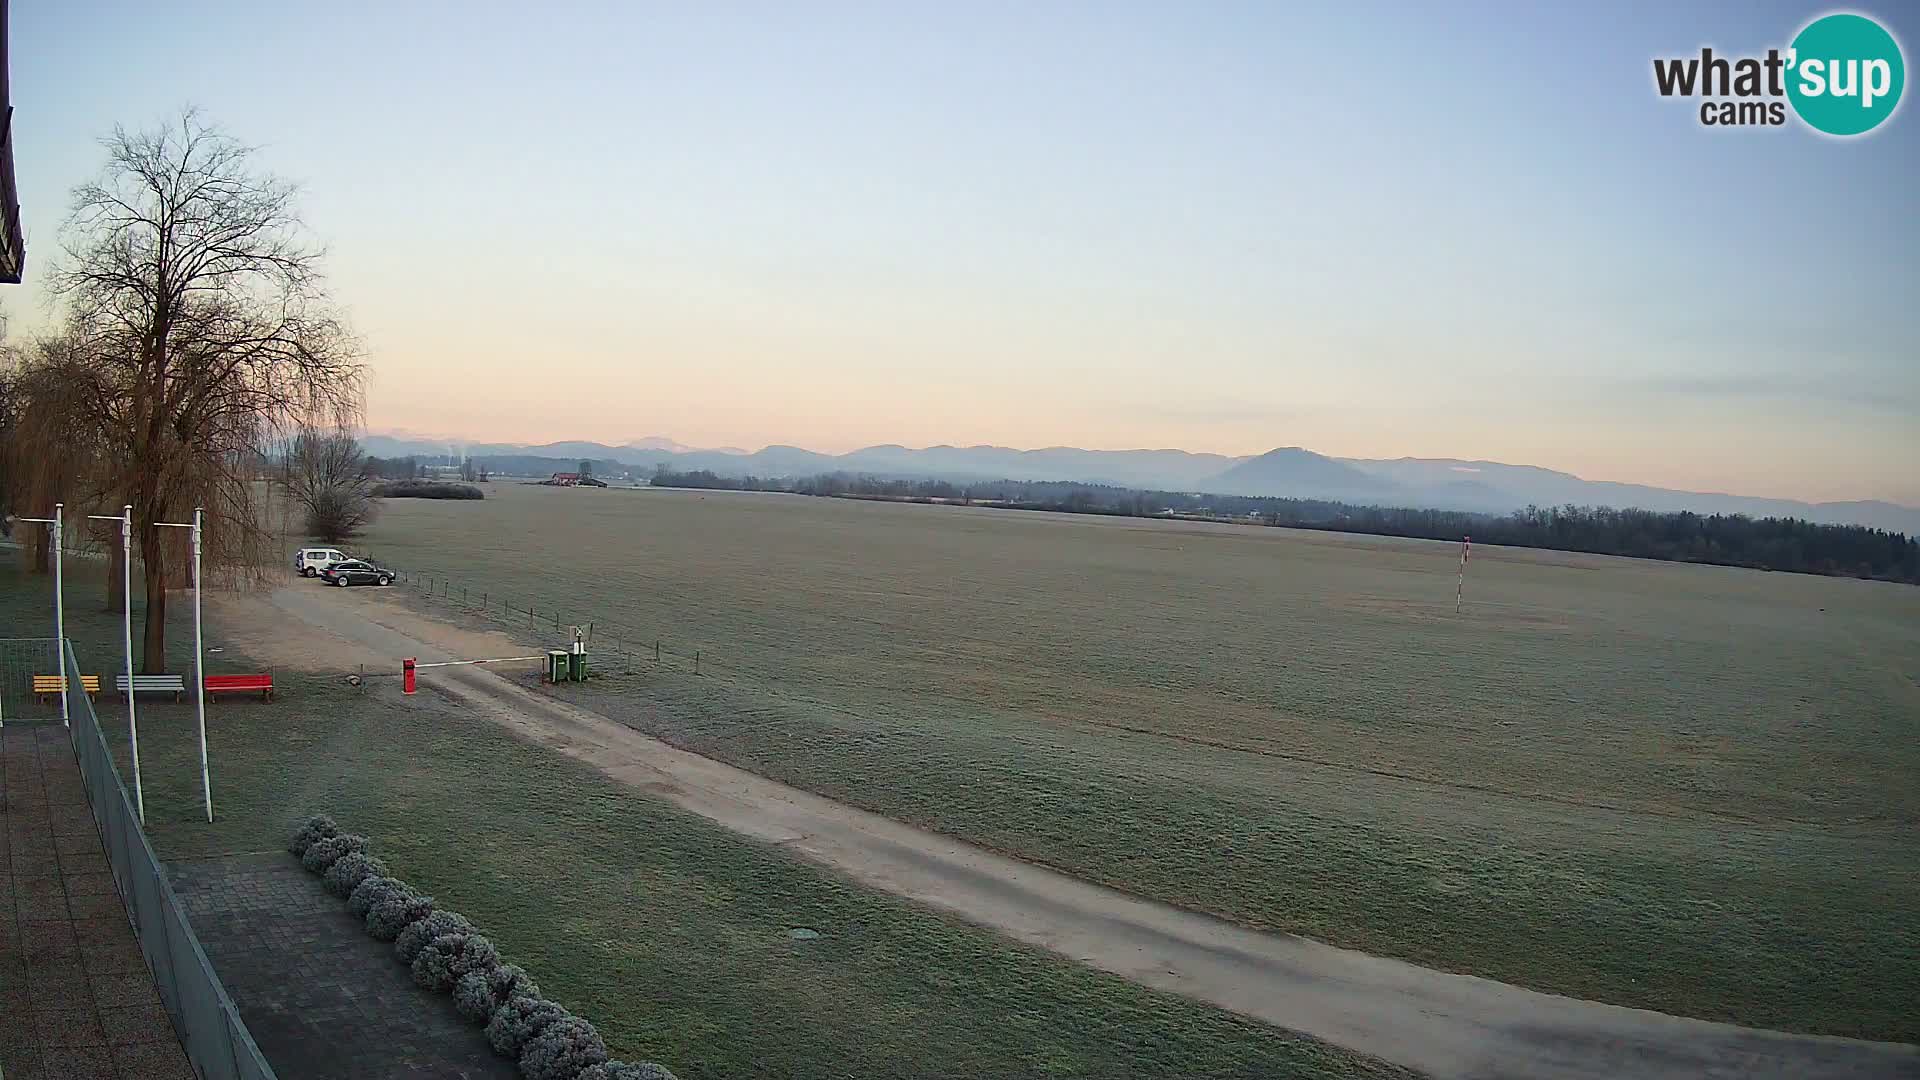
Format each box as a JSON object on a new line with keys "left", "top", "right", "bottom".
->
{"left": 7, "top": 1, "right": 1917, "bottom": 502}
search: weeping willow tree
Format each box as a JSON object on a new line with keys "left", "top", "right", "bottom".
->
{"left": 46, "top": 108, "right": 362, "bottom": 672}
{"left": 4, "top": 333, "right": 108, "bottom": 580}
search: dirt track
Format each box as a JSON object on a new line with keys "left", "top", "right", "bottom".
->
{"left": 218, "top": 582, "right": 1920, "bottom": 1080}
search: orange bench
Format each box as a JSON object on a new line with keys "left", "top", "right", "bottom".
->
{"left": 203, "top": 673, "right": 275, "bottom": 701}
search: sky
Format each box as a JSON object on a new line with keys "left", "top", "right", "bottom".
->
{"left": 6, "top": 1, "right": 1918, "bottom": 504}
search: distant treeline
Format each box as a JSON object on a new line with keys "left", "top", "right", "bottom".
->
{"left": 647, "top": 469, "right": 1920, "bottom": 584}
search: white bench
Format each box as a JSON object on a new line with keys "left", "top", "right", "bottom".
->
{"left": 114, "top": 673, "right": 186, "bottom": 702}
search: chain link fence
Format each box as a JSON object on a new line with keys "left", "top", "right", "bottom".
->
{"left": 59, "top": 637, "right": 278, "bottom": 1079}
{"left": 0, "top": 637, "right": 63, "bottom": 725}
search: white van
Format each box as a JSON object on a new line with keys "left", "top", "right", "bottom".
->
{"left": 294, "top": 547, "right": 352, "bottom": 576}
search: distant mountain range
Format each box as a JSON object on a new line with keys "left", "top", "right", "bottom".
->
{"left": 360, "top": 433, "right": 1920, "bottom": 535}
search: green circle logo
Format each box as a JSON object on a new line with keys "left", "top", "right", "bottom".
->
{"left": 1787, "top": 13, "right": 1905, "bottom": 136}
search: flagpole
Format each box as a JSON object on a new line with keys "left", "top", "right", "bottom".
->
{"left": 52, "top": 505, "right": 65, "bottom": 725}
{"left": 91, "top": 506, "right": 142, "bottom": 824}
{"left": 14, "top": 505, "right": 69, "bottom": 725}
{"left": 193, "top": 508, "right": 211, "bottom": 821}
{"left": 157, "top": 509, "right": 215, "bottom": 822}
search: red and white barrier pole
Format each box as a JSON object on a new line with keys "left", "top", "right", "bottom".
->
{"left": 403, "top": 657, "right": 416, "bottom": 695}
{"left": 1455, "top": 535, "right": 1472, "bottom": 614}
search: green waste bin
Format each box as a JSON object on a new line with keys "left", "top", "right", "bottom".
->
{"left": 568, "top": 651, "right": 588, "bottom": 682}
{"left": 546, "top": 650, "right": 569, "bottom": 683}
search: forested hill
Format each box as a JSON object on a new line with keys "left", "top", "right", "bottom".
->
{"left": 650, "top": 470, "right": 1920, "bottom": 585}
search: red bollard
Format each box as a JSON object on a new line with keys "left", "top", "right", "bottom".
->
{"left": 403, "top": 657, "right": 416, "bottom": 695}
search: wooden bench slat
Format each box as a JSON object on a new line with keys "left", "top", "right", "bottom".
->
{"left": 112, "top": 674, "right": 188, "bottom": 701}
{"left": 32, "top": 675, "right": 102, "bottom": 700}
{"left": 32, "top": 675, "right": 102, "bottom": 689}
{"left": 204, "top": 673, "right": 275, "bottom": 701}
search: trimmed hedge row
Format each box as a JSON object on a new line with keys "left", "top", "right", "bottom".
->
{"left": 291, "top": 816, "right": 676, "bottom": 1080}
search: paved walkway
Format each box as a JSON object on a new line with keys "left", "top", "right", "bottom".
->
{"left": 0, "top": 721, "right": 192, "bottom": 1080}
{"left": 169, "top": 852, "right": 517, "bottom": 1080}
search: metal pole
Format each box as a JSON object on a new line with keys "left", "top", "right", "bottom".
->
{"left": 90, "top": 506, "right": 144, "bottom": 824}
{"left": 193, "top": 508, "right": 211, "bottom": 822}
{"left": 1455, "top": 535, "right": 1472, "bottom": 615}
{"left": 19, "top": 507, "right": 68, "bottom": 724}
{"left": 124, "top": 505, "right": 142, "bottom": 824}
{"left": 53, "top": 504, "right": 67, "bottom": 725}
{"left": 157, "top": 511, "right": 212, "bottom": 820}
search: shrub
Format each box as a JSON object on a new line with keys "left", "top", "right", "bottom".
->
{"left": 366, "top": 889, "right": 434, "bottom": 941}
{"left": 454, "top": 964, "right": 541, "bottom": 1023}
{"left": 485, "top": 996, "right": 568, "bottom": 1060}
{"left": 287, "top": 815, "right": 339, "bottom": 856}
{"left": 579, "top": 1064, "right": 677, "bottom": 1080}
{"left": 303, "top": 483, "right": 377, "bottom": 541}
{"left": 288, "top": 429, "right": 378, "bottom": 541}
{"left": 348, "top": 875, "right": 404, "bottom": 919}
{"left": 412, "top": 932, "right": 499, "bottom": 992}
{"left": 520, "top": 1015, "right": 608, "bottom": 1080}
{"left": 395, "top": 910, "right": 475, "bottom": 965}
{"left": 370, "top": 480, "right": 484, "bottom": 500}
{"left": 411, "top": 932, "right": 469, "bottom": 991}
{"left": 301, "top": 833, "right": 368, "bottom": 874}
{"left": 323, "top": 853, "right": 387, "bottom": 898}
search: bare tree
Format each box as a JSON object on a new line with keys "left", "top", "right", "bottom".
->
{"left": 0, "top": 339, "right": 19, "bottom": 538}
{"left": 49, "top": 108, "right": 363, "bottom": 671}
{"left": 286, "top": 428, "right": 377, "bottom": 542}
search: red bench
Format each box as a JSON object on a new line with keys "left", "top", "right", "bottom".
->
{"left": 203, "top": 673, "right": 275, "bottom": 701}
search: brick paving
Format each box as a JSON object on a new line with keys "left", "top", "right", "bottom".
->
{"left": 0, "top": 721, "right": 192, "bottom": 1080}
{"left": 168, "top": 852, "right": 518, "bottom": 1080}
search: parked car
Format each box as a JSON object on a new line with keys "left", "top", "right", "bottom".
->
{"left": 294, "top": 547, "right": 352, "bottom": 576}
{"left": 319, "top": 560, "right": 394, "bottom": 587}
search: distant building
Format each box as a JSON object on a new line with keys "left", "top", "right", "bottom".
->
{"left": 548, "top": 472, "right": 580, "bottom": 486}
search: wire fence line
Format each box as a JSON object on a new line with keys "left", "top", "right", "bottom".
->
{"left": 375, "top": 566, "right": 720, "bottom": 678}
{"left": 54, "top": 636, "right": 279, "bottom": 1079}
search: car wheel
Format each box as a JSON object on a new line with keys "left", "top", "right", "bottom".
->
{"left": 334, "top": 577, "right": 348, "bottom": 587}
{"left": 379, "top": 576, "right": 392, "bottom": 586}
{"left": 302, "top": 566, "right": 315, "bottom": 577}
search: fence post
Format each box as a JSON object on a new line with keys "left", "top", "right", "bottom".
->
{"left": 695, "top": 650, "right": 701, "bottom": 676}
{"left": 655, "top": 640, "right": 661, "bottom": 663}
{"left": 225, "top": 1003, "right": 245, "bottom": 1079}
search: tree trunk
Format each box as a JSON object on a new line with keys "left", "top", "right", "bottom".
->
{"left": 32, "top": 527, "right": 49, "bottom": 573}
{"left": 138, "top": 518, "right": 168, "bottom": 673}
